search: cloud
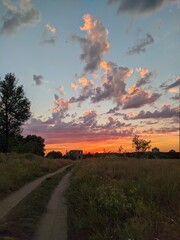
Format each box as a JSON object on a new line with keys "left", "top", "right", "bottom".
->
{"left": 91, "top": 61, "right": 133, "bottom": 103}
{"left": 1, "top": 0, "right": 40, "bottom": 34}
{"left": 52, "top": 94, "right": 71, "bottom": 118}
{"left": 121, "top": 86, "right": 161, "bottom": 109}
{"left": 171, "top": 94, "right": 179, "bottom": 101}
{"left": 71, "top": 83, "right": 78, "bottom": 91}
{"left": 70, "top": 78, "right": 94, "bottom": 103}
{"left": 33, "top": 74, "right": 43, "bottom": 86}
{"left": 160, "top": 76, "right": 180, "bottom": 92}
{"left": 46, "top": 23, "right": 56, "bottom": 33}
{"left": 136, "top": 67, "right": 150, "bottom": 78}
{"left": 74, "top": 14, "right": 110, "bottom": 73}
{"left": 23, "top": 111, "right": 134, "bottom": 148}
{"left": 127, "top": 34, "right": 154, "bottom": 55}
{"left": 107, "top": 0, "right": 168, "bottom": 15}
{"left": 136, "top": 72, "right": 153, "bottom": 87}
{"left": 79, "top": 110, "right": 98, "bottom": 128}
{"left": 124, "top": 105, "right": 178, "bottom": 120}
{"left": 41, "top": 23, "right": 57, "bottom": 45}
{"left": 102, "top": 117, "right": 128, "bottom": 128}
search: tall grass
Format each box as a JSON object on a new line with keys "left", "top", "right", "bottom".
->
{"left": 0, "top": 153, "right": 72, "bottom": 200}
{"left": 67, "top": 157, "right": 180, "bottom": 240}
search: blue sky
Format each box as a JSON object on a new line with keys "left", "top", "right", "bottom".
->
{"left": 0, "top": 0, "right": 179, "bottom": 153}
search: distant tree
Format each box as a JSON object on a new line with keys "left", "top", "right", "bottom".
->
{"left": 118, "top": 146, "right": 124, "bottom": 153}
{"left": 46, "top": 151, "right": 62, "bottom": 159}
{"left": 132, "top": 135, "right": 151, "bottom": 153}
{"left": 169, "top": 149, "right": 176, "bottom": 153}
{"left": 0, "top": 73, "right": 31, "bottom": 152}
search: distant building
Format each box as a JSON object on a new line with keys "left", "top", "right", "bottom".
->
{"left": 68, "top": 150, "right": 83, "bottom": 160}
{"left": 152, "top": 147, "right": 160, "bottom": 153}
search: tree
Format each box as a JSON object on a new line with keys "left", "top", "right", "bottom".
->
{"left": 132, "top": 135, "right": 151, "bottom": 153}
{"left": 18, "top": 135, "right": 45, "bottom": 156}
{"left": 46, "top": 151, "right": 62, "bottom": 159}
{"left": 0, "top": 73, "right": 31, "bottom": 152}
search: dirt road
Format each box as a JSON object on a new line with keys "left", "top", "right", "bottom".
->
{"left": 35, "top": 170, "right": 72, "bottom": 240}
{"left": 0, "top": 164, "right": 73, "bottom": 220}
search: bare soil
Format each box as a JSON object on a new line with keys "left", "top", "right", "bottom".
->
{"left": 35, "top": 170, "right": 72, "bottom": 240}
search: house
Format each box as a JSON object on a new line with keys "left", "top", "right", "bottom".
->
{"left": 152, "top": 147, "right": 160, "bottom": 153}
{"left": 68, "top": 150, "right": 83, "bottom": 160}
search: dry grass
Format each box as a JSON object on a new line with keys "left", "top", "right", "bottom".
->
{"left": 67, "top": 156, "right": 180, "bottom": 240}
{"left": 0, "top": 152, "right": 72, "bottom": 200}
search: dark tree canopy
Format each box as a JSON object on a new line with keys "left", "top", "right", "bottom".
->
{"left": 0, "top": 73, "right": 31, "bottom": 152}
{"left": 132, "top": 135, "right": 151, "bottom": 153}
{"left": 19, "top": 135, "right": 45, "bottom": 156}
{"left": 46, "top": 151, "right": 63, "bottom": 159}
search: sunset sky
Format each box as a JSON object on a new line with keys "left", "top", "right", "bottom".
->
{"left": 1, "top": 0, "right": 179, "bottom": 154}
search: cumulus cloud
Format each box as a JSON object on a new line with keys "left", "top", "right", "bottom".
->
{"left": 52, "top": 94, "right": 71, "bottom": 118}
{"left": 79, "top": 110, "right": 98, "bottom": 128}
{"left": 41, "top": 23, "right": 57, "bottom": 45}
{"left": 124, "top": 105, "right": 178, "bottom": 120}
{"left": 33, "top": 74, "right": 43, "bottom": 86}
{"left": 70, "top": 78, "right": 94, "bottom": 103}
{"left": 74, "top": 14, "right": 110, "bottom": 73}
{"left": 1, "top": 0, "right": 40, "bottom": 34}
{"left": 107, "top": 0, "right": 168, "bottom": 15}
{"left": 121, "top": 86, "right": 161, "bottom": 109}
{"left": 127, "top": 34, "right": 154, "bottom": 55}
{"left": 102, "top": 117, "right": 128, "bottom": 128}
{"left": 92, "top": 61, "right": 133, "bottom": 103}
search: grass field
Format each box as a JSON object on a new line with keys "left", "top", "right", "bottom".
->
{"left": 67, "top": 157, "right": 180, "bottom": 240}
{"left": 0, "top": 153, "right": 72, "bottom": 200}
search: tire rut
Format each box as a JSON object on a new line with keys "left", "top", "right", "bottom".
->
{"left": 35, "top": 170, "right": 72, "bottom": 240}
{"left": 0, "top": 164, "right": 73, "bottom": 220}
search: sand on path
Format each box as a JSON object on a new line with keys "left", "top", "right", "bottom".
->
{"left": 35, "top": 170, "right": 72, "bottom": 240}
{"left": 0, "top": 164, "right": 73, "bottom": 220}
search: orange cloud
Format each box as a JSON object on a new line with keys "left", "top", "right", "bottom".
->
{"left": 46, "top": 23, "right": 56, "bottom": 33}
{"left": 71, "top": 83, "right": 78, "bottom": 90}
{"left": 136, "top": 67, "right": 150, "bottom": 78}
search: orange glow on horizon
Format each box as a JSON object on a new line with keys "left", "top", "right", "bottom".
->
{"left": 45, "top": 133, "right": 179, "bottom": 155}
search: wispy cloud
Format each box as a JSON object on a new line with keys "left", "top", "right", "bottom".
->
{"left": 160, "top": 76, "right": 180, "bottom": 92}
{"left": 107, "top": 0, "right": 168, "bottom": 15}
{"left": 41, "top": 23, "right": 57, "bottom": 45}
{"left": 127, "top": 33, "right": 154, "bottom": 55}
{"left": 124, "top": 105, "right": 178, "bottom": 120}
{"left": 73, "top": 14, "right": 110, "bottom": 73}
{"left": 1, "top": 0, "right": 40, "bottom": 34}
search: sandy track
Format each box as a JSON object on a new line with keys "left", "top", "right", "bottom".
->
{"left": 35, "top": 170, "right": 72, "bottom": 240}
{"left": 0, "top": 164, "right": 73, "bottom": 220}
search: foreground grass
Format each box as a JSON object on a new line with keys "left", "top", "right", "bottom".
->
{"left": 67, "top": 157, "right": 180, "bottom": 240}
{"left": 0, "top": 153, "right": 72, "bottom": 200}
{"left": 0, "top": 166, "right": 72, "bottom": 240}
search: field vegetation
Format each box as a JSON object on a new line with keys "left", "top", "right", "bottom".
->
{"left": 0, "top": 152, "right": 72, "bottom": 200}
{"left": 67, "top": 156, "right": 180, "bottom": 240}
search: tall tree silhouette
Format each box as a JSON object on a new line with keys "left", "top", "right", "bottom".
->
{"left": 0, "top": 73, "right": 31, "bottom": 152}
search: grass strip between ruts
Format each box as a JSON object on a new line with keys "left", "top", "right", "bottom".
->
{"left": 0, "top": 165, "right": 72, "bottom": 240}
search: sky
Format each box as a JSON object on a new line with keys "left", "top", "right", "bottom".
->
{"left": 0, "top": 0, "right": 179, "bottom": 154}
